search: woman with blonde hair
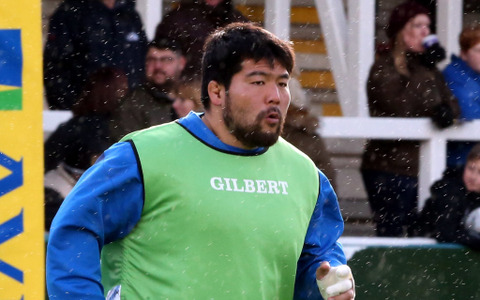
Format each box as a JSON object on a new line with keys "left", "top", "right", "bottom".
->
{"left": 361, "top": 1, "right": 460, "bottom": 237}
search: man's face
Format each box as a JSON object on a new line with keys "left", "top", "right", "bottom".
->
{"left": 464, "top": 158, "right": 480, "bottom": 193}
{"left": 402, "top": 14, "right": 431, "bottom": 52}
{"left": 145, "top": 47, "right": 185, "bottom": 86}
{"left": 222, "top": 59, "right": 291, "bottom": 148}
{"left": 461, "top": 43, "right": 480, "bottom": 73}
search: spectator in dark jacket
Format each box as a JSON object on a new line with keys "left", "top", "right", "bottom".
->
{"left": 44, "top": 0, "right": 147, "bottom": 110}
{"left": 361, "top": 1, "right": 460, "bottom": 237}
{"left": 419, "top": 143, "right": 480, "bottom": 250}
{"left": 155, "top": 0, "right": 249, "bottom": 81}
{"left": 44, "top": 67, "right": 127, "bottom": 173}
{"left": 44, "top": 67, "right": 127, "bottom": 230}
{"left": 109, "top": 38, "right": 186, "bottom": 141}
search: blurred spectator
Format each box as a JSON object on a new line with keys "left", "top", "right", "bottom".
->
{"left": 44, "top": 141, "right": 106, "bottom": 231}
{"left": 109, "top": 38, "right": 186, "bottom": 141}
{"left": 281, "top": 69, "right": 336, "bottom": 188}
{"left": 361, "top": 1, "right": 460, "bottom": 237}
{"left": 172, "top": 80, "right": 203, "bottom": 117}
{"left": 44, "top": 0, "right": 147, "bottom": 110}
{"left": 418, "top": 143, "right": 480, "bottom": 250}
{"left": 44, "top": 67, "right": 127, "bottom": 230}
{"left": 443, "top": 24, "right": 480, "bottom": 168}
{"left": 155, "top": 0, "right": 249, "bottom": 81}
{"left": 282, "top": 104, "right": 336, "bottom": 189}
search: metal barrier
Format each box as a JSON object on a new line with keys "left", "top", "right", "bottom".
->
{"left": 340, "top": 236, "right": 480, "bottom": 300}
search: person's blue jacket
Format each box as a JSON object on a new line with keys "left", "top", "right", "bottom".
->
{"left": 46, "top": 112, "right": 347, "bottom": 300}
{"left": 443, "top": 55, "right": 480, "bottom": 167}
{"left": 443, "top": 54, "right": 480, "bottom": 121}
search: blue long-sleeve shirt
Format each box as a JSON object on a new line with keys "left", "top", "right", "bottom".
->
{"left": 46, "top": 112, "right": 346, "bottom": 299}
{"left": 443, "top": 54, "right": 480, "bottom": 121}
{"left": 443, "top": 55, "right": 480, "bottom": 167}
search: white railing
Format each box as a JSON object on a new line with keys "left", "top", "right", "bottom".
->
{"left": 318, "top": 117, "right": 480, "bottom": 209}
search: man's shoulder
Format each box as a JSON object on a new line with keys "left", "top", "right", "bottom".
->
{"left": 120, "top": 121, "right": 181, "bottom": 142}
{"left": 274, "top": 137, "right": 318, "bottom": 167}
{"left": 118, "top": 86, "right": 155, "bottom": 108}
{"left": 129, "top": 84, "right": 172, "bottom": 101}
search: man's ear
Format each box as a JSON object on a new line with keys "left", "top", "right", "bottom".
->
{"left": 178, "top": 55, "right": 187, "bottom": 71}
{"left": 207, "top": 80, "right": 225, "bottom": 106}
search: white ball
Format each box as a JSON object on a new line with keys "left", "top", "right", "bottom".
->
{"left": 465, "top": 207, "right": 480, "bottom": 233}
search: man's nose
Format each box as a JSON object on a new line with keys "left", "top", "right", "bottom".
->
{"left": 266, "top": 83, "right": 281, "bottom": 104}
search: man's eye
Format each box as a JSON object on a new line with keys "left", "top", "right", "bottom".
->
{"left": 252, "top": 81, "right": 264, "bottom": 85}
{"left": 279, "top": 82, "right": 288, "bottom": 87}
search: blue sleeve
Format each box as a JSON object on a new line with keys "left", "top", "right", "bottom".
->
{"left": 446, "top": 79, "right": 478, "bottom": 121}
{"left": 443, "top": 67, "right": 480, "bottom": 121}
{"left": 294, "top": 171, "right": 347, "bottom": 300}
{"left": 46, "top": 141, "right": 143, "bottom": 299}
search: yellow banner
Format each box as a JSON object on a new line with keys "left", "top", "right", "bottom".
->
{"left": 0, "top": 0, "right": 44, "bottom": 299}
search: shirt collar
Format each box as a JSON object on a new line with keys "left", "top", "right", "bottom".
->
{"left": 177, "top": 111, "right": 267, "bottom": 155}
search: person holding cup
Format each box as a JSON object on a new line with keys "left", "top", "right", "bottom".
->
{"left": 361, "top": 0, "right": 460, "bottom": 237}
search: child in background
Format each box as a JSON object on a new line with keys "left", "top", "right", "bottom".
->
{"left": 419, "top": 143, "right": 480, "bottom": 250}
{"left": 172, "top": 80, "right": 203, "bottom": 117}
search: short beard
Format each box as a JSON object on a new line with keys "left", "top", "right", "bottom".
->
{"left": 223, "top": 96, "right": 283, "bottom": 148}
{"left": 149, "top": 70, "right": 179, "bottom": 92}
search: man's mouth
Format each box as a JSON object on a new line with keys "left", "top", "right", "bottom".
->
{"left": 264, "top": 108, "right": 281, "bottom": 125}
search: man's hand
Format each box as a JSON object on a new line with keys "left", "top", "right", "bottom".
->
{"left": 316, "top": 261, "right": 355, "bottom": 300}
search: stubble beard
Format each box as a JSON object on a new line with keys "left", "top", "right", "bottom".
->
{"left": 149, "top": 69, "right": 180, "bottom": 91}
{"left": 223, "top": 95, "right": 283, "bottom": 148}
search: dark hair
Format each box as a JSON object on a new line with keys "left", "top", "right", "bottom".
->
{"left": 386, "top": 1, "right": 430, "bottom": 40}
{"left": 149, "top": 36, "right": 183, "bottom": 55}
{"left": 72, "top": 67, "right": 128, "bottom": 116}
{"left": 467, "top": 143, "right": 480, "bottom": 163}
{"left": 459, "top": 24, "right": 480, "bottom": 52}
{"left": 200, "top": 22, "right": 295, "bottom": 110}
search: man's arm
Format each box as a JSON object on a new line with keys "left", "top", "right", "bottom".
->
{"left": 46, "top": 142, "right": 143, "bottom": 299}
{"left": 294, "top": 171, "right": 348, "bottom": 300}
